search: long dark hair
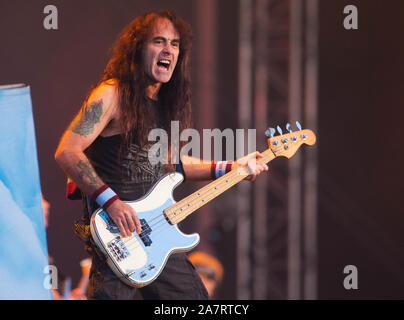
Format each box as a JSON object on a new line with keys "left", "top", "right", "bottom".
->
{"left": 100, "top": 10, "right": 193, "bottom": 162}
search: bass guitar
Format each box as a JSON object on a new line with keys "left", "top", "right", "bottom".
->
{"left": 90, "top": 123, "right": 316, "bottom": 287}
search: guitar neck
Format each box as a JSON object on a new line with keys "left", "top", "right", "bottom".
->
{"left": 164, "top": 149, "right": 275, "bottom": 224}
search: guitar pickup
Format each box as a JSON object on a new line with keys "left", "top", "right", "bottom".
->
{"left": 139, "top": 219, "right": 153, "bottom": 247}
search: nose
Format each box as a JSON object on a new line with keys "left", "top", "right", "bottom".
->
{"left": 162, "top": 48, "right": 171, "bottom": 57}
{"left": 162, "top": 42, "right": 175, "bottom": 55}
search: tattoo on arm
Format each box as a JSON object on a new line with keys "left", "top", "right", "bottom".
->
{"left": 76, "top": 160, "right": 101, "bottom": 188}
{"left": 72, "top": 99, "right": 103, "bottom": 136}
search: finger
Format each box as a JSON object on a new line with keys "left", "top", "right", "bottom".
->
{"left": 116, "top": 220, "right": 127, "bottom": 238}
{"left": 248, "top": 151, "right": 260, "bottom": 159}
{"left": 125, "top": 211, "right": 136, "bottom": 234}
{"left": 135, "top": 215, "right": 142, "bottom": 235}
{"left": 257, "top": 164, "right": 268, "bottom": 173}
{"left": 128, "top": 207, "right": 142, "bottom": 234}
{"left": 120, "top": 217, "right": 131, "bottom": 238}
{"left": 255, "top": 151, "right": 263, "bottom": 158}
{"left": 247, "top": 158, "right": 257, "bottom": 172}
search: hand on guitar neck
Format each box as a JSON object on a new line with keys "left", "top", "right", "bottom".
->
{"left": 232, "top": 151, "right": 269, "bottom": 182}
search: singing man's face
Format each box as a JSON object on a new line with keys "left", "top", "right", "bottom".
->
{"left": 142, "top": 18, "right": 180, "bottom": 84}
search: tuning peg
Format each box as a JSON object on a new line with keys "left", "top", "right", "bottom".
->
{"left": 276, "top": 125, "right": 283, "bottom": 135}
{"left": 286, "top": 123, "right": 292, "bottom": 133}
{"left": 296, "top": 121, "right": 302, "bottom": 131}
{"left": 265, "top": 127, "right": 276, "bottom": 138}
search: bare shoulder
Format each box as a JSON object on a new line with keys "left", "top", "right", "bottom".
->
{"left": 89, "top": 79, "right": 119, "bottom": 114}
{"left": 58, "top": 79, "right": 121, "bottom": 151}
{"left": 73, "top": 79, "right": 120, "bottom": 132}
{"left": 93, "top": 79, "right": 124, "bottom": 136}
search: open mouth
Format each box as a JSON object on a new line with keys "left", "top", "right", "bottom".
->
{"left": 157, "top": 59, "right": 171, "bottom": 71}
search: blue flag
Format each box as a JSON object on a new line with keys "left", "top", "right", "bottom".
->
{"left": 0, "top": 84, "right": 51, "bottom": 299}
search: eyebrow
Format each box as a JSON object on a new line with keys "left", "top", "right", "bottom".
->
{"left": 152, "top": 36, "right": 180, "bottom": 43}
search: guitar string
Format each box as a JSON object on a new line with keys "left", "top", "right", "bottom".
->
{"left": 121, "top": 144, "right": 285, "bottom": 253}
{"left": 124, "top": 144, "right": 277, "bottom": 239}
{"left": 123, "top": 134, "right": 309, "bottom": 257}
{"left": 149, "top": 145, "right": 275, "bottom": 227}
{"left": 122, "top": 167, "right": 245, "bottom": 252}
{"left": 124, "top": 148, "right": 275, "bottom": 239}
{"left": 120, "top": 145, "right": 283, "bottom": 252}
{"left": 121, "top": 146, "right": 279, "bottom": 252}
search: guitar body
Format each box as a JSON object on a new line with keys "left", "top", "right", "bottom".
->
{"left": 90, "top": 172, "right": 200, "bottom": 287}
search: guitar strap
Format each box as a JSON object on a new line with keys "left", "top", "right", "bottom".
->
{"left": 85, "top": 195, "right": 93, "bottom": 218}
{"left": 175, "top": 159, "right": 186, "bottom": 180}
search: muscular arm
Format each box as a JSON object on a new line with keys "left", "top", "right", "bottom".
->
{"left": 55, "top": 87, "right": 114, "bottom": 196}
{"left": 55, "top": 81, "right": 141, "bottom": 237}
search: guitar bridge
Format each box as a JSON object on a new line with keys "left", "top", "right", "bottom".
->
{"left": 108, "top": 236, "right": 130, "bottom": 261}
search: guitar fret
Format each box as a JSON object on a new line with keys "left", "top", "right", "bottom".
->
{"left": 165, "top": 149, "right": 276, "bottom": 225}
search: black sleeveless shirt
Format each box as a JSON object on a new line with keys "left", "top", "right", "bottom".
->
{"left": 84, "top": 99, "right": 166, "bottom": 201}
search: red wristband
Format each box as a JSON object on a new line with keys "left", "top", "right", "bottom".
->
{"left": 211, "top": 161, "right": 234, "bottom": 179}
{"left": 211, "top": 161, "right": 217, "bottom": 180}
{"left": 102, "top": 195, "right": 119, "bottom": 210}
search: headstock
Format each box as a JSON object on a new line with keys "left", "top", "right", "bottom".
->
{"left": 265, "top": 121, "right": 316, "bottom": 159}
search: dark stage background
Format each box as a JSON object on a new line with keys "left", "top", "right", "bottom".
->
{"left": 1, "top": 0, "right": 403, "bottom": 299}
{"left": 318, "top": 0, "right": 404, "bottom": 299}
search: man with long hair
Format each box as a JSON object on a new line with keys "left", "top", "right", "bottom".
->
{"left": 55, "top": 10, "right": 267, "bottom": 300}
